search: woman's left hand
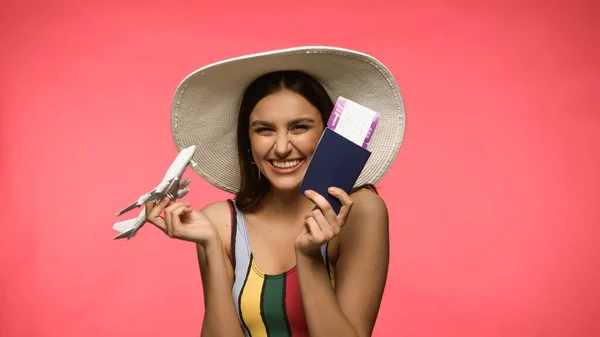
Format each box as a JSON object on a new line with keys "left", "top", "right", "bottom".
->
{"left": 295, "top": 187, "right": 354, "bottom": 256}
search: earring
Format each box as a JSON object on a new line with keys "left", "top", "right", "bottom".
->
{"left": 248, "top": 148, "right": 261, "bottom": 180}
{"left": 248, "top": 148, "right": 254, "bottom": 164}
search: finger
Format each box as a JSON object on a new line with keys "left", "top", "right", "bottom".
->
{"left": 328, "top": 187, "right": 354, "bottom": 224}
{"left": 147, "top": 197, "right": 170, "bottom": 219}
{"left": 147, "top": 212, "right": 167, "bottom": 233}
{"left": 145, "top": 198, "right": 170, "bottom": 232}
{"left": 163, "top": 201, "right": 178, "bottom": 237}
{"left": 305, "top": 216, "right": 325, "bottom": 243}
{"left": 182, "top": 206, "right": 194, "bottom": 220}
{"left": 312, "top": 209, "right": 336, "bottom": 238}
{"left": 164, "top": 201, "right": 191, "bottom": 237}
{"left": 304, "top": 208, "right": 323, "bottom": 228}
{"left": 168, "top": 204, "right": 190, "bottom": 238}
{"left": 304, "top": 190, "right": 337, "bottom": 225}
{"left": 165, "top": 202, "right": 191, "bottom": 222}
{"left": 180, "top": 206, "right": 193, "bottom": 216}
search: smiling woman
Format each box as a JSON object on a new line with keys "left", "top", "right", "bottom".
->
{"left": 236, "top": 70, "right": 335, "bottom": 211}
{"left": 145, "top": 46, "right": 406, "bottom": 337}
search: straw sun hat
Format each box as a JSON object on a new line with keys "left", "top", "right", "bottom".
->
{"left": 170, "top": 46, "right": 406, "bottom": 194}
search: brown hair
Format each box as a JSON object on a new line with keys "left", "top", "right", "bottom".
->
{"left": 234, "top": 70, "right": 377, "bottom": 211}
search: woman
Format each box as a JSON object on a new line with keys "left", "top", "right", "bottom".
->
{"left": 146, "top": 47, "right": 405, "bottom": 337}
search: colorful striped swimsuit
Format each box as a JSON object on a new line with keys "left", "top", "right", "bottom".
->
{"left": 227, "top": 199, "right": 336, "bottom": 337}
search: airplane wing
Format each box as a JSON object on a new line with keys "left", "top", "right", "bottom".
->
{"left": 115, "top": 192, "right": 153, "bottom": 216}
{"left": 113, "top": 214, "right": 145, "bottom": 240}
{"left": 115, "top": 179, "right": 176, "bottom": 216}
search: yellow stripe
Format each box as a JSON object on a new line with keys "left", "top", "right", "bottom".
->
{"left": 240, "top": 259, "right": 268, "bottom": 337}
{"left": 329, "top": 265, "right": 336, "bottom": 289}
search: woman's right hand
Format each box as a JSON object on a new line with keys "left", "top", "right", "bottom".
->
{"left": 145, "top": 197, "right": 220, "bottom": 247}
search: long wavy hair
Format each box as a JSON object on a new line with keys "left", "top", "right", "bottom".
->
{"left": 234, "top": 70, "right": 376, "bottom": 211}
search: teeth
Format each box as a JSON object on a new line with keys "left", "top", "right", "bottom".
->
{"left": 272, "top": 160, "right": 300, "bottom": 168}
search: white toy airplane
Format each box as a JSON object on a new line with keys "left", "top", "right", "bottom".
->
{"left": 112, "top": 145, "right": 197, "bottom": 240}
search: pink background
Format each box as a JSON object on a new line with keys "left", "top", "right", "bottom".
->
{"left": 1, "top": 1, "right": 598, "bottom": 336}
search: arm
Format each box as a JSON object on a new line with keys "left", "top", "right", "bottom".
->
{"left": 196, "top": 202, "right": 245, "bottom": 337}
{"left": 296, "top": 190, "right": 389, "bottom": 337}
{"left": 147, "top": 198, "right": 245, "bottom": 337}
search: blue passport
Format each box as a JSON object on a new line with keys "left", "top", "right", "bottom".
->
{"left": 300, "top": 127, "right": 372, "bottom": 214}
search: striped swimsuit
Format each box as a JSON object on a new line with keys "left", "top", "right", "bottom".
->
{"left": 227, "top": 199, "right": 336, "bottom": 337}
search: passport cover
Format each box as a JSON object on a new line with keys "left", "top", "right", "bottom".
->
{"left": 300, "top": 127, "right": 372, "bottom": 214}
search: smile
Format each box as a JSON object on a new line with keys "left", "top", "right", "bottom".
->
{"left": 272, "top": 160, "right": 301, "bottom": 168}
{"left": 269, "top": 159, "right": 304, "bottom": 173}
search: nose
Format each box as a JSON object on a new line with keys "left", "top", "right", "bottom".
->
{"left": 273, "top": 133, "right": 291, "bottom": 158}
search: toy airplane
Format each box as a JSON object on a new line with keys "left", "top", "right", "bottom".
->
{"left": 112, "top": 145, "right": 197, "bottom": 240}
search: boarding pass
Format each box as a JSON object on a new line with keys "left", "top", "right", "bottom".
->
{"left": 327, "top": 96, "right": 380, "bottom": 149}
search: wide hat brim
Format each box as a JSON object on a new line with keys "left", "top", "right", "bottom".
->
{"left": 170, "top": 46, "right": 406, "bottom": 194}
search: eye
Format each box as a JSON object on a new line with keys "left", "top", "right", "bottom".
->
{"left": 291, "top": 124, "right": 310, "bottom": 133}
{"left": 253, "top": 127, "right": 274, "bottom": 135}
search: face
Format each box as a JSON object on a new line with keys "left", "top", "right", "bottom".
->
{"left": 248, "top": 89, "right": 324, "bottom": 191}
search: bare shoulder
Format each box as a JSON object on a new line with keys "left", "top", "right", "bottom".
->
{"left": 199, "top": 200, "right": 232, "bottom": 225}
{"left": 199, "top": 200, "right": 234, "bottom": 255}
{"left": 339, "top": 189, "right": 389, "bottom": 253}
{"left": 347, "top": 189, "right": 389, "bottom": 225}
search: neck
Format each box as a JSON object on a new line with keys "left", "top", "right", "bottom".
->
{"left": 259, "top": 187, "right": 313, "bottom": 220}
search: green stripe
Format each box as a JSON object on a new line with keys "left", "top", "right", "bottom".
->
{"left": 261, "top": 275, "right": 290, "bottom": 337}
